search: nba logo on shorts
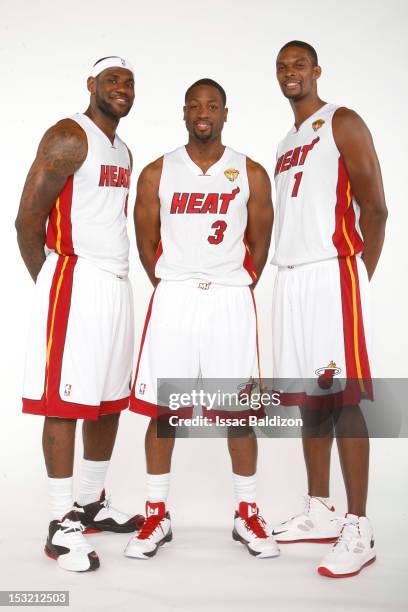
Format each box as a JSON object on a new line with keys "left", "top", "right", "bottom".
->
{"left": 139, "top": 383, "right": 147, "bottom": 395}
{"left": 64, "top": 384, "right": 72, "bottom": 397}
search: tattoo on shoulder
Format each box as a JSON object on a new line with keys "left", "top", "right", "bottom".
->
{"left": 38, "top": 120, "right": 87, "bottom": 178}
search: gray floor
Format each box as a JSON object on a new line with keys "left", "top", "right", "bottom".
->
{"left": 2, "top": 522, "right": 407, "bottom": 612}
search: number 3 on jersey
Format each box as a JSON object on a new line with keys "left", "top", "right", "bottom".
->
{"left": 208, "top": 220, "right": 227, "bottom": 244}
{"left": 292, "top": 171, "right": 303, "bottom": 198}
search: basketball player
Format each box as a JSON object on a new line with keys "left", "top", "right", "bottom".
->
{"left": 124, "top": 79, "right": 279, "bottom": 560}
{"left": 271, "top": 42, "right": 387, "bottom": 577}
{"left": 15, "top": 57, "right": 144, "bottom": 572}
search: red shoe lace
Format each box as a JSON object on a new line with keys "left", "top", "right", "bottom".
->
{"left": 138, "top": 514, "right": 164, "bottom": 540}
{"left": 245, "top": 513, "right": 267, "bottom": 538}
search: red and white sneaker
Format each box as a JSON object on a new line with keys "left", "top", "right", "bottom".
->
{"left": 233, "top": 502, "right": 280, "bottom": 559}
{"left": 124, "top": 501, "right": 172, "bottom": 559}
{"left": 74, "top": 489, "right": 144, "bottom": 534}
{"left": 44, "top": 510, "right": 100, "bottom": 572}
{"left": 318, "top": 514, "right": 376, "bottom": 578}
{"left": 271, "top": 495, "right": 341, "bottom": 543}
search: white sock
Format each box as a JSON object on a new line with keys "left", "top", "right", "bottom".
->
{"left": 232, "top": 472, "right": 257, "bottom": 505}
{"left": 146, "top": 473, "right": 170, "bottom": 503}
{"left": 76, "top": 459, "right": 110, "bottom": 506}
{"left": 48, "top": 476, "right": 74, "bottom": 521}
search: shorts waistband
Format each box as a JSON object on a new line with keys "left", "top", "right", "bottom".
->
{"left": 277, "top": 256, "right": 360, "bottom": 271}
{"left": 159, "top": 278, "right": 249, "bottom": 290}
{"left": 45, "top": 252, "right": 128, "bottom": 281}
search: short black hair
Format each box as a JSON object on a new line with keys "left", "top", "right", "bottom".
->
{"left": 278, "top": 41, "right": 318, "bottom": 66}
{"left": 185, "top": 78, "right": 227, "bottom": 107}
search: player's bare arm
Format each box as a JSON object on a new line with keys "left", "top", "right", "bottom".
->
{"left": 246, "top": 158, "right": 273, "bottom": 288}
{"left": 15, "top": 119, "right": 87, "bottom": 281}
{"left": 333, "top": 108, "right": 387, "bottom": 280}
{"left": 127, "top": 147, "right": 133, "bottom": 172}
{"left": 134, "top": 157, "right": 163, "bottom": 286}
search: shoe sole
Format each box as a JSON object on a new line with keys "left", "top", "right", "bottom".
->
{"left": 83, "top": 515, "right": 145, "bottom": 535}
{"left": 232, "top": 529, "right": 280, "bottom": 559}
{"left": 318, "top": 555, "right": 376, "bottom": 578}
{"left": 44, "top": 547, "right": 100, "bottom": 572}
{"left": 125, "top": 530, "right": 173, "bottom": 560}
{"left": 276, "top": 537, "right": 338, "bottom": 544}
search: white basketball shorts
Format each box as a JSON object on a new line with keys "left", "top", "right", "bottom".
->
{"left": 130, "top": 279, "right": 259, "bottom": 418}
{"left": 22, "top": 253, "right": 134, "bottom": 420}
{"left": 272, "top": 255, "right": 372, "bottom": 406}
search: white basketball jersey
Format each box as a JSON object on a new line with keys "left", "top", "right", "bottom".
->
{"left": 155, "top": 146, "right": 255, "bottom": 286}
{"left": 46, "top": 113, "right": 131, "bottom": 276}
{"left": 272, "top": 103, "right": 364, "bottom": 267}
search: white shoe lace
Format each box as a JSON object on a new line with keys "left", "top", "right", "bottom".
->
{"left": 58, "top": 518, "right": 89, "bottom": 552}
{"left": 102, "top": 494, "right": 111, "bottom": 509}
{"left": 332, "top": 517, "right": 359, "bottom": 552}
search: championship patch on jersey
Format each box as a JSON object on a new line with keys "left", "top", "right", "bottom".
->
{"left": 312, "top": 119, "right": 325, "bottom": 132}
{"left": 224, "top": 168, "right": 239, "bottom": 182}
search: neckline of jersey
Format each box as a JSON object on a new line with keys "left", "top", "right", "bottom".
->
{"left": 180, "top": 145, "right": 232, "bottom": 177}
{"left": 291, "top": 103, "right": 330, "bottom": 133}
{"left": 79, "top": 113, "right": 119, "bottom": 148}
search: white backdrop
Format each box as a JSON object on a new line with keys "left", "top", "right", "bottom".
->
{"left": 1, "top": 1, "right": 407, "bottom": 610}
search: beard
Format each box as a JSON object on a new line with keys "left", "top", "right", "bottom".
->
{"left": 283, "top": 91, "right": 304, "bottom": 101}
{"left": 192, "top": 126, "right": 214, "bottom": 142}
{"left": 95, "top": 90, "right": 132, "bottom": 119}
{"left": 280, "top": 83, "right": 307, "bottom": 102}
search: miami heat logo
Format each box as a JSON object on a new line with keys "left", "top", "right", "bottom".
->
{"left": 315, "top": 361, "right": 341, "bottom": 389}
{"left": 224, "top": 168, "right": 239, "bottom": 182}
{"left": 312, "top": 119, "right": 325, "bottom": 132}
{"left": 237, "top": 379, "right": 258, "bottom": 403}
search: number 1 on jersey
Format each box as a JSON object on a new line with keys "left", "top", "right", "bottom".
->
{"left": 291, "top": 171, "right": 303, "bottom": 197}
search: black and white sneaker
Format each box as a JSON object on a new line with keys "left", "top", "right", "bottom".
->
{"left": 74, "top": 489, "right": 144, "bottom": 534}
{"left": 45, "top": 510, "right": 100, "bottom": 572}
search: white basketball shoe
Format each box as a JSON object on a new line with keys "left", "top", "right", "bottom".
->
{"left": 124, "top": 501, "right": 172, "bottom": 559}
{"left": 45, "top": 510, "right": 99, "bottom": 572}
{"left": 233, "top": 502, "right": 280, "bottom": 558}
{"left": 318, "top": 514, "right": 376, "bottom": 578}
{"left": 271, "top": 495, "right": 341, "bottom": 543}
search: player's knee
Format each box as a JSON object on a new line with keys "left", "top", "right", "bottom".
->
{"left": 227, "top": 425, "right": 255, "bottom": 439}
{"left": 333, "top": 405, "right": 369, "bottom": 437}
{"left": 300, "top": 407, "right": 334, "bottom": 438}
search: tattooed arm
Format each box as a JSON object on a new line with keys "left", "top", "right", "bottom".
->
{"left": 15, "top": 119, "right": 87, "bottom": 281}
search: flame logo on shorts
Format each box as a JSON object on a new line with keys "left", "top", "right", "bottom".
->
{"left": 315, "top": 361, "right": 342, "bottom": 389}
{"left": 312, "top": 119, "right": 325, "bottom": 132}
{"left": 224, "top": 168, "right": 239, "bottom": 182}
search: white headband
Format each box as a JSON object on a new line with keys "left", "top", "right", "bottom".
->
{"left": 91, "top": 57, "right": 134, "bottom": 78}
